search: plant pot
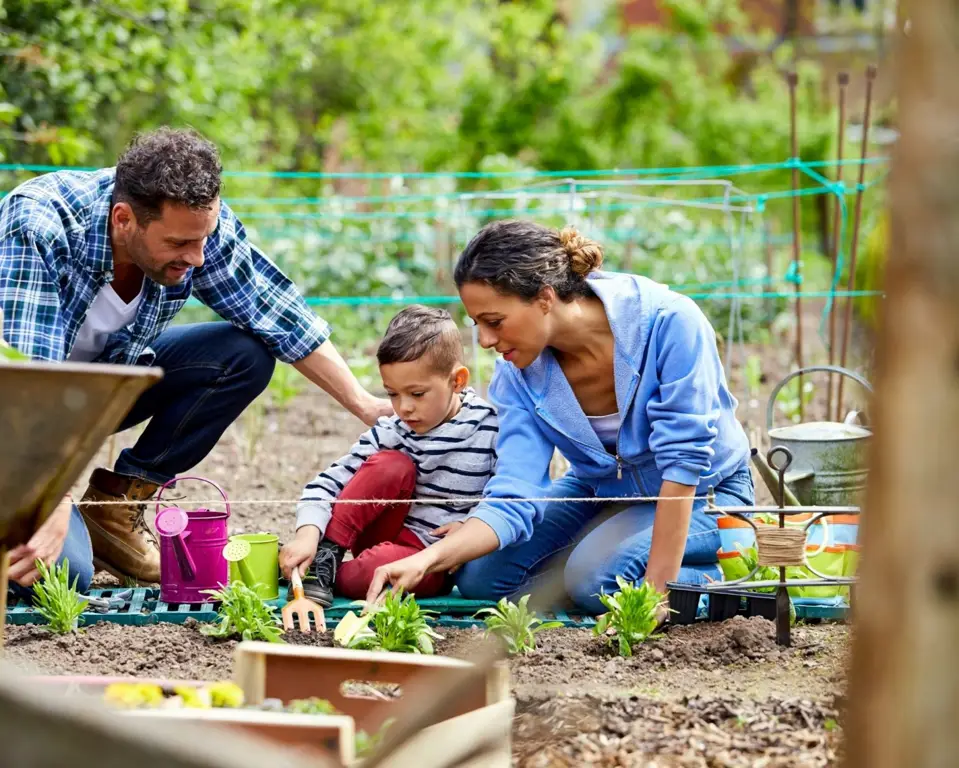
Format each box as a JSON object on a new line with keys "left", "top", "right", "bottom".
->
{"left": 707, "top": 592, "right": 742, "bottom": 622}
{"left": 666, "top": 585, "right": 700, "bottom": 626}
{"left": 744, "top": 593, "right": 778, "bottom": 621}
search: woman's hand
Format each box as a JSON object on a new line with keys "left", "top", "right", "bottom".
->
{"left": 8, "top": 497, "right": 73, "bottom": 587}
{"left": 365, "top": 550, "right": 435, "bottom": 604}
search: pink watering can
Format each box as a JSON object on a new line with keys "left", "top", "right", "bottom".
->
{"left": 155, "top": 476, "right": 231, "bottom": 604}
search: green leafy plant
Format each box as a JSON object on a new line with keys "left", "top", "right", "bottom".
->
{"left": 474, "top": 594, "right": 562, "bottom": 656}
{"left": 736, "top": 544, "right": 779, "bottom": 593}
{"left": 287, "top": 697, "right": 338, "bottom": 715}
{"left": 200, "top": 581, "right": 285, "bottom": 643}
{"left": 592, "top": 576, "right": 666, "bottom": 657}
{"left": 239, "top": 396, "right": 267, "bottom": 463}
{"left": 333, "top": 591, "right": 442, "bottom": 654}
{"left": 33, "top": 558, "right": 88, "bottom": 634}
{"left": 267, "top": 364, "right": 305, "bottom": 430}
{"left": 744, "top": 354, "right": 763, "bottom": 400}
{"left": 355, "top": 718, "right": 395, "bottom": 759}
{"left": 776, "top": 377, "right": 816, "bottom": 424}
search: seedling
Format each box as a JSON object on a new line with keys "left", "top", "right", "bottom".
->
{"left": 287, "top": 697, "right": 338, "bottom": 715}
{"left": 356, "top": 718, "right": 395, "bottom": 758}
{"left": 593, "top": 576, "right": 667, "bottom": 657}
{"left": 333, "top": 591, "right": 442, "bottom": 654}
{"left": 474, "top": 594, "right": 562, "bottom": 655}
{"left": 200, "top": 581, "right": 285, "bottom": 643}
{"left": 33, "top": 559, "right": 88, "bottom": 634}
{"left": 267, "top": 364, "right": 305, "bottom": 431}
{"left": 736, "top": 544, "right": 779, "bottom": 592}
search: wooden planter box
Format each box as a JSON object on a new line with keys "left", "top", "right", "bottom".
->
{"left": 233, "top": 641, "right": 511, "bottom": 735}
{"left": 26, "top": 645, "right": 515, "bottom": 767}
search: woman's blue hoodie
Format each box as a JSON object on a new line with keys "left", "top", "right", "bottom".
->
{"left": 468, "top": 270, "right": 750, "bottom": 549}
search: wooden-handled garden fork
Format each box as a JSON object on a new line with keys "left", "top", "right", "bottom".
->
{"left": 281, "top": 568, "right": 326, "bottom": 633}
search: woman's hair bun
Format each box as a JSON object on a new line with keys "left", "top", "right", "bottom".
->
{"left": 559, "top": 226, "right": 604, "bottom": 278}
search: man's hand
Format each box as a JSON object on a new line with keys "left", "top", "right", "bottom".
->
{"left": 358, "top": 395, "right": 394, "bottom": 427}
{"left": 365, "top": 550, "right": 434, "bottom": 605}
{"left": 279, "top": 526, "right": 321, "bottom": 579}
{"left": 8, "top": 498, "right": 73, "bottom": 587}
{"left": 293, "top": 341, "right": 393, "bottom": 426}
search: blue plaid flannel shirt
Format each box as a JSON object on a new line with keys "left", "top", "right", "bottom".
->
{"left": 0, "top": 169, "right": 330, "bottom": 364}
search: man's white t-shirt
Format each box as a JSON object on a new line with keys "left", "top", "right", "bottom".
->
{"left": 67, "top": 282, "right": 146, "bottom": 362}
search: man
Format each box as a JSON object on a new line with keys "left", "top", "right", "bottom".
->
{"left": 0, "top": 127, "right": 391, "bottom": 591}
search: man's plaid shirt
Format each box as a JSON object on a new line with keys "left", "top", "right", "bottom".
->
{"left": 0, "top": 169, "right": 330, "bottom": 364}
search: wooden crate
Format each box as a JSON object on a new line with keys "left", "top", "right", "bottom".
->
{"left": 125, "top": 708, "right": 355, "bottom": 764}
{"left": 233, "top": 642, "right": 511, "bottom": 734}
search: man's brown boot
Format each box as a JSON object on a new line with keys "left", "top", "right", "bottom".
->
{"left": 79, "top": 468, "right": 162, "bottom": 584}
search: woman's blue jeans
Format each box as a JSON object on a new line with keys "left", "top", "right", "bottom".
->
{"left": 456, "top": 465, "right": 755, "bottom": 614}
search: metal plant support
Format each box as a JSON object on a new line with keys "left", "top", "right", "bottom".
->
{"left": 704, "top": 446, "right": 861, "bottom": 647}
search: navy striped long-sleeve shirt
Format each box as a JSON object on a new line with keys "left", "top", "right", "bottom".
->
{"left": 296, "top": 388, "right": 498, "bottom": 545}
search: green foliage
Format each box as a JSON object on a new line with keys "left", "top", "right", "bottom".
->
{"left": 267, "top": 364, "right": 305, "bottom": 412}
{"left": 333, "top": 592, "right": 442, "bottom": 654}
{"left": 32, "top": 558, "right": 88, "bottom": 634}
{"left": 475, "top": 594, "right": 562, "bottom": 656}
{"left": 200, "top": 581, "right": 285, "bottom": 643}
{"left": 355, "top": 718, "right": 395, "bottom": 759}
{"left": 744, "top": 354, "right": 763, "bottom": 399}
{"left": 775, "top": 377, "right": 816, "bottom": 424}
{"left": 736, "top": 544, "right": 778, "bottom": 593}
{"left": 287, "top": 697, "right": 338, "bottom": 715}
{"left": 592, "top": 576, "right": 666, "bottom": 657}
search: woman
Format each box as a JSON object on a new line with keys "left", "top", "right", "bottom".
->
{"left": 365, "top": 220, "right": 753, "bottom": 614}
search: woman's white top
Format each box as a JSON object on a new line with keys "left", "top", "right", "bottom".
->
{"left": 586, "top": 411, "right": 621, "bottom": 451}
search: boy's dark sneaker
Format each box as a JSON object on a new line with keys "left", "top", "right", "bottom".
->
{"left": 289, "top": 540, "right": 345, "bottom": 608}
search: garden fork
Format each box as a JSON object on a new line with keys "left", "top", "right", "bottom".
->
{"left": 282, "top": 568, "right": 326, "bottom": 633}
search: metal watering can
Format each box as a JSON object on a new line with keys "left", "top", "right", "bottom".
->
{"left": 155, "top": 476, "right": 231, "bottom": 604}
{"left": 766, "top": 365, "right": 873, "bottom": 507}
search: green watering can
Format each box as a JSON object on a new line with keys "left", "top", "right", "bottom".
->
{"left": 766, "top": 365, "right": 873, "bottom": 507}
{"left": 224, "top": 533, "right": 280, "bottom": 600}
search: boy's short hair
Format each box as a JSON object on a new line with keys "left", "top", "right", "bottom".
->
{"left": 376, "top": 305, "right": 464, "bottom": 373}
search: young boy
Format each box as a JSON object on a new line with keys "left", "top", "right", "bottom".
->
{"left": 280, "top": 305, "right": 498, "bottom": 606}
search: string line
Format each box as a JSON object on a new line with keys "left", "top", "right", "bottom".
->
{"left": 73, "top": 494, "right": 717, "bottom": 507}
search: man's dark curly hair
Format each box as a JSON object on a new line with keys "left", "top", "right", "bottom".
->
{"left": 113, "top": 127, "right": 222, "bottom": 225}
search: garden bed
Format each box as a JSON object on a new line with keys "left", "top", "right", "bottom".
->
{"left": 7, "top": 323, "right": 855, "bottom": 766}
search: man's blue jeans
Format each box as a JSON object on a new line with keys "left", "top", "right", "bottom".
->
{"left": 9, "top": 323, "right": 275, "bottom": 601}
{"left": 456, "top": 465, "right": 755, "bottom": 614}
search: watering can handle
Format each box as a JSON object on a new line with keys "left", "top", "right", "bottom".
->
{"left": 155, "top": 476, "right": 231, "bottom": 517}
{"left": 766, "top": 365, "right": 873, "bottom": 432}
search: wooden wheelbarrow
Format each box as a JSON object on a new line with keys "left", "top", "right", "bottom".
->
{"left": 0, "top": 342, "right": 162, "bottom": 644}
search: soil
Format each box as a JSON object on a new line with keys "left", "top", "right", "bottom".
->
{"left": 10, "top": 303, "right": 859, "bottom": 765}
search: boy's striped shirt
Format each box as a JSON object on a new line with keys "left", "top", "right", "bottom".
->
{"left": 296, "top": 388, "right": 498, "bottom": 545}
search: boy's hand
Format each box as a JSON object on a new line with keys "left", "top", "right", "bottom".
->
{"left": 280, "top": 526, "right": 321, "bottom": 579}
{"left": 432, "top": 521, "right": 463, "bottom": 538}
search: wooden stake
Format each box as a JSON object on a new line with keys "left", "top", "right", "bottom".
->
{"left": 787, "top": 72, "right": 805, "bottom": 420}
{"left": 827, "top": 72, "right": 850, "bottom": 420}
{"left": 836, "top": 65, "right": 878, "bottom": 417}
{"left": 843, "top": 3, "right": 959, "bottom": 766}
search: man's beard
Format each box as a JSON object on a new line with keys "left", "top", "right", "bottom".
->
{"left": 127, "top": 233, "right": 191, "bottom": 287}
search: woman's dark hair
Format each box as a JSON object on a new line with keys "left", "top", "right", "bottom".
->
{"left": 454, "top": 220, "right": 604, "bottom": 301}
{"left": 113, "top": 127, "right": 222, "bottom": 225}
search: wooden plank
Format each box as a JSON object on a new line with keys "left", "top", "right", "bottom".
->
{"left": 125, "top": 708, "right": 355, "bottom": 765}
{"left": 843, "top": 4, "right": 959, "bottom": 768}
{"left": 379, "top": 699, "right": 514, "bottom": 768}
{"left": 0, "top": 662, "right": 336, "bottom": 768}
{"left": 234, "top": 642, "right": 507, "bottom": 733}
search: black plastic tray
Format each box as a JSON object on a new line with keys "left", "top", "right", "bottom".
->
{"left": 666, "top": 582, "right": 777, "bottom": 626}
